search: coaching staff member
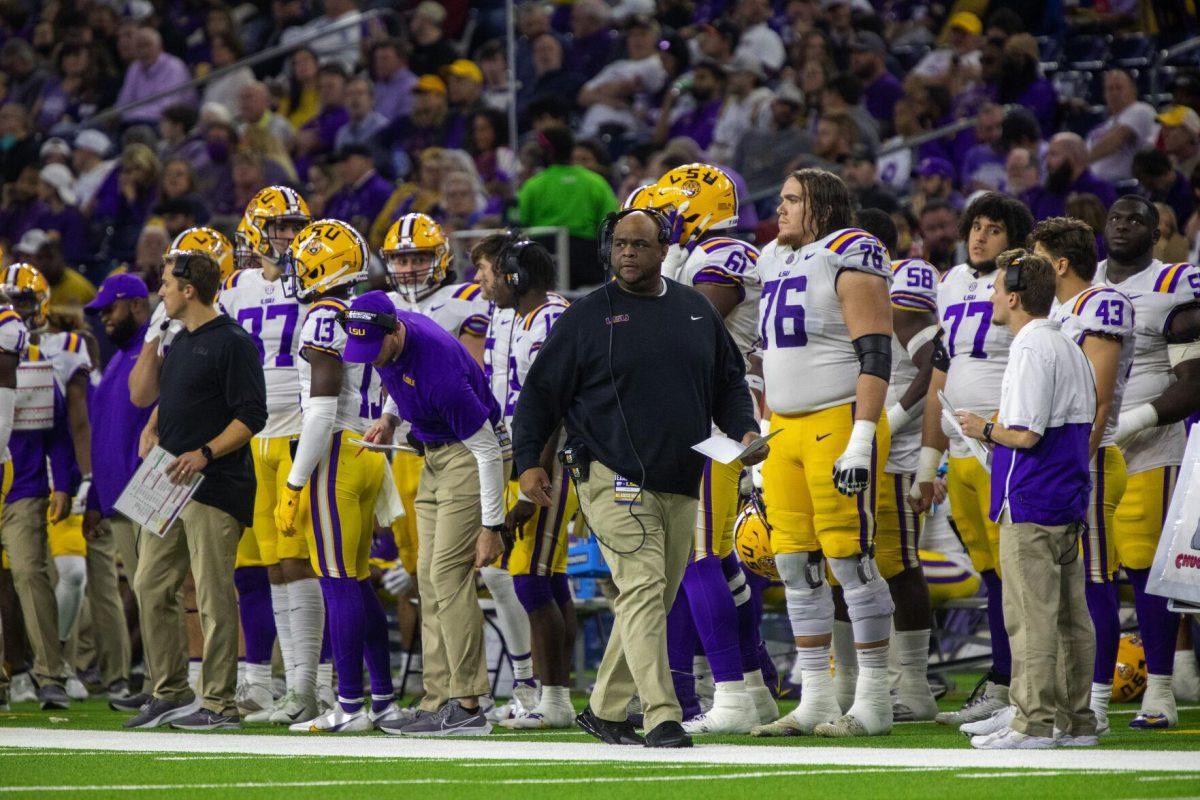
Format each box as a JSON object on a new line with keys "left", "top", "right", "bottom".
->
{"left": 126, "top": 249, "right": 267, "bottom": 732}
{"left": 512, "top": 209, "right": 765, "bottom": 748}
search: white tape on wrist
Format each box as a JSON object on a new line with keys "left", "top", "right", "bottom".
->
{"left": 916, "top": 446, "right": 943, "bottom": 484}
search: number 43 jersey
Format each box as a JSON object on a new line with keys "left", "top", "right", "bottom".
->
{"left": 936, "top": 263, "right": 1012, "bottom": 458}
{"left": 220, "top": 269, "right": 304, "bottom": 438}
{"left": 758, "top": 228, "right": 892, "bottom": 415}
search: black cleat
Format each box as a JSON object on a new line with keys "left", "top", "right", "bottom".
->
{"left": 644, "top": 720, "right": 693, "bottom": 748}
{"left": 576, "top": 705, "right": 645, "bottom": 745}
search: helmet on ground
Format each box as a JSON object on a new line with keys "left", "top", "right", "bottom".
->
{"left": 380, "top": 213, "right": 450, "bottom": 302}
{"left": 735, "top": 498, "right": 778, "bottom": 581}
{"left": 284, "top": 219, "right": 369, "bottom": 302}
{"left": 1112, "top": 633, "right": 1148, "bottom": 702}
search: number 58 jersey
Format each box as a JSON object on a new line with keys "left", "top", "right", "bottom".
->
{"left": 758, "top": 228, "right": 892, "bottom": 415}
{"left": 936, "top": 264, "right": 1012, "bottom": 458}
{"left": 220, "top": 268, "right": 303, "bottom": 438}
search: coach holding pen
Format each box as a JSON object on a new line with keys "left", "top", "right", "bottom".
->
{"left": 512, "top": 209, "right": 765, "bottom": 749}
{"left": 125, "top": 249, "right": 267, "bottom": 732}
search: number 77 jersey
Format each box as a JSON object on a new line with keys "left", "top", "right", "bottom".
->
{"left": 936, "top": 263, "right": 1012, "bottom": 457}
{"left": 220, "top": 268, "right": 304, "bottom": 438}
{"left": 758, "top": 227, "right": 892, "bottom": 415}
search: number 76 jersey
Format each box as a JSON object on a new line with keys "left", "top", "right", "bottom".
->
{"left": 758, "top": 228, "right": 892, "bottom": 415}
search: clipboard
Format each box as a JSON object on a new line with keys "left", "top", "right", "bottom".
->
{"left": 938, "top": 390, "right": 991, "bottom": 472}
{"left": 691, "top": 430, "right": 780, "bottom": 464}
{"left": 113, "top": 446, "right": 204, "bottom": 537}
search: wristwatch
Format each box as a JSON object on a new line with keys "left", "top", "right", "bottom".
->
{"left": 200, "top": 445, "right": 214, "bottom": 464}
{"left": 982, "top": 422, "right": 995, "bottom": 444}
{"left": 485, "top": 523, "right": 507, "bottom": 534}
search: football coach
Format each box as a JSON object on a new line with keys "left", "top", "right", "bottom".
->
{"left": 512, "top": 208, "right": 766, "bottom": 748}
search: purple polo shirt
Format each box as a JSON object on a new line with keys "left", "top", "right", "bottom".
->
{"left": 324, "top": 171, "right": 394, "bottom": 231}
{"left": 35, "top": 205, "right": 89, "bottom": 265}
{"left": 116, "top": 53, "right": 196, "bottom": 123}
{"left": 863, "top": 71, "right": 903, "bottom": 125}
{"left": 373, "top": 68, "right": 417, "bottom": 121}
{"left": 669, "top": 98, "right": 723, "bottom": 151}
{"left": 375, "top": 308, "right": 500, "bottom": 445}
{"left": 8, "top": 385, "right": 73, "bottom": 504}
{"left": 87, "top": 324, "right": 154, "bottom": 517}
{"left": 1021, "top": 169, "right": 1117, "bottom": 221}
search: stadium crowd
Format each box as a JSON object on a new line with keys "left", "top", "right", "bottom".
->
{"left": 0, "top": 0, "right": 1199, "bottom": 750}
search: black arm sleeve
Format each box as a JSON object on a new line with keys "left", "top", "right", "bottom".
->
{"left": 512, "top": 308, "right": 580, "bottom": 475}
{"left": 224, "top": 329, "right": 268, "bottom": 436}
{"left": 711, "top": 313, "right": 757, "bottom": 442}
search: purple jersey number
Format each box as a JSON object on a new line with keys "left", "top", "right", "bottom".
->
{"left": 1094, "top": 298, "right": 1125, "bottom": 328}
{"left": 760, "top": 276, "right": 808, "bottom": 349}
{"left": 358, "top": 366, "right": 383, "bottom": 420}
{"left": 237, "top": 304, "right": 299, "bottom": 367}
{"left": 943, "top": 301, "right": 992, "bottom": 359}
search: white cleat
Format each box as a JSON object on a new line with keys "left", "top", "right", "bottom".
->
{"left": 512, "top": 682, "right": 540, "bottom": 717}
{"left": 500, "top": 701, "right": 576, "bottom": 729}
{"left": 1172, "top": 650, "right": 1200, "bottom": 703}
{"left": 896, "top": 679, "right": 939, "bottom": 721}
{"left": 815, "top": 667, "right": 892, "bottom": 737}
{"left": 935, "top": 680, "right": 1009, "bottom": 726}
{"left": 747, "top": 683, "right": 779, "bottom": 725}
{"left": 751, "top": 673, "right": 840, "bottom": 736}
{"left": 64, "top": 676, "right": 89, "bottom": 701}
{"left": 317, "top": 684, "right": 336, "bottom": 713}
{"left": 1131, "top": 681, "right": 1179, "bottom": 730}
{"left": 10, "top": 673, "right": 37, "bottom": 704}
{"left": 959, "top": 704, "right": 1015, "bottom": 737}
{"left": 681, "top": 686, "right": 758, "bottom": 735}
{"left": 289, "top": 703, "right": 372, "bottom": 733}
{"left": 269, "top": 690, "right": 319, "bottom": 726}
{"left": 1054, "top": 728, "right": 1099, "bottom": 747}
{"left": 971, "top": 728, "right": 1057, "bottom": 750}
{"left": 235, "top": 681, "right": 274, "bottom": 718}
{"left": 245, "top": 694, "right": 285, "bottom": 723}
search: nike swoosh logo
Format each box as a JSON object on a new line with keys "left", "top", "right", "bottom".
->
{"left": 690, "top": 316, "right": 703, "bottom": 321}
{"left": 429, "top": 304, "right": 445, "bottom": 313}
{"left": 284, "top": 708, "right": 308, "bottom": 721}
{"left": 816, "top": 433, "right": 832, "bottom": 441}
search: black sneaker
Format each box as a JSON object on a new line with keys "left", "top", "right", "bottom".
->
{"left": 124, "top": 697, "right": 196, "bottom": 729}
{"left": 576, "top": 705, "right": 645, "bottom": 745}
{"left": 171, "top": 708, "right": 241, "bottom": 731}
{"left": 111, "top": 691, "right": 152, "bottom": 712}
{"left": 644, "top": 720, "right": 692, "bottom": 748}
{"left": 398, "top": 700, "right": 492, "bottom": 736}
{"left": 38, "top": 684, "right": 70, "bottom": 711}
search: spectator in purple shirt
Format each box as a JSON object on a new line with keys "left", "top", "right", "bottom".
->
{"left": 380, "top": 75, "right": 463, "bottom": 177}
{"left": 654, "top": 61, "right": 726, "bottom": 150}
{"left": 334, "top": 75, "right": 389, "bottom": 156}
{"left": 1132, "top": 148, "right": 1195, "bottom": 230}
{"left": 157, "top": 104, "right": 210, "bottom": 175}
{"left": 517, "top": 34, "right": 585, "bottom": 124}
{"left": 91, "top": 143, "right": 160, "bottom": 266}
{"left": 325, "top": 144, "right": 395, "bottom": 239}
{"left": 35, "top": 164, "right": 89, "bottom": 266}
{"left": 294, "top": 63, "right": 351, "bottom": 181}
{"left": 994, "top": 34, "right": 1058, "bottom": 138}
{"left": 115, "top": 27, "right": 196, "bottom": 125}
{"left": 567, "top": 0, "right": 617, "bottom": 81}
{"left": 0, "top": 165, "right": 50, "bottom": 248}
{"left": 850, "top": 32, "right": 902, "bottom": 138}
{"left": 370, "top": 38, "right": 418, "bottom": 122}
{"left": 1021, "top": 133, "right": 1118, "bottom": 222}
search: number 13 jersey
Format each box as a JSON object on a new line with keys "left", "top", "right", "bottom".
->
{"left": 758, "top": 228, "right": 892, "bottom": 415}
{"left": 936, "top": 263, "right": 1012, "bottom": 458}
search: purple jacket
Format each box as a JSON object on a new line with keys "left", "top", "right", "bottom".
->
{"left": 87, "top": 324, "right": 154, "bottom": 517}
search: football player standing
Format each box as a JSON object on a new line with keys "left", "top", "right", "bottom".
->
{"left": 0, "top": 292, "right": 28, "bottom": 710}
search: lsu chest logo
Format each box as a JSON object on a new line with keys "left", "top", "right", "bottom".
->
{"left": 403, "top": 374, "right": 416, "bottom": 386}
{"left": 604, "top": 314, "right": 630, "bottom": 326}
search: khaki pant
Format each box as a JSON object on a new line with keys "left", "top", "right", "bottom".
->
{"left": 134, "top": 500, "right": 241, "bottom": 714}
{"left": 578, "top": 462, "right": 696, "bottom": 731}
{"left": 1000, "top": 513, "right": 1096, "bottom": 738}
{"left": 0, "top": 497, "right": 65, "bottom": 686}
{"left": 415, "top": 443, "right": 490, "bottom": 709}
{"left": 82, "top": 518, "right": 132, "bottom": 687}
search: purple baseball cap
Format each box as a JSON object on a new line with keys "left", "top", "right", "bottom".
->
{"left": 916, "top": 157, "right": 955, "bottom": 181}
{"left": 342, "top": 290, "right": 399, "bottom": 364}
{"left": 84, "top": 273, "right": 148, "bottom": 314}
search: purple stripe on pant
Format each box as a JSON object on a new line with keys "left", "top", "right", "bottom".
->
{"left": 309, "top": 478, "right": 328, "bottom": 575}
{"left": 327, "top": 434, "right": 347, "bottom": 577}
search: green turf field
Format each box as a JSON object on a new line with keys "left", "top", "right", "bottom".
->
{"left": 1, "top": 687, "right": 1197, "bottom": 799}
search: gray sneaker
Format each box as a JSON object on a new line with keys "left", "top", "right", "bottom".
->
{"left": 171, "top": 708, "right": 241, "bottom": 731}
{"left": 111, "top": 691, "right": 152, "bottom": 713}
{"left": 397, "top": 700, "right": 492, "bottom": 736}
{"left": 38, "top": 684, "right": 70, "bottom": 711}
{"left": 124, "top": 696, "right": 197, "bottom": 729}
{"left": 378, "top": 708, "right": 433, "bottom": 735}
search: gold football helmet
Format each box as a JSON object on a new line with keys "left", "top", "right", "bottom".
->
{"left": 0, "top": 263, "right": 50, "bottom": 328}
{"left": 233, "top": 215, "right": 264, "bottom": 271}
{"left": 734, "top": 496, "right": 778, "bottom": 581}
{"left": 171, "top": 227, "right": 235, "bottom": 281}
{"left": 380, "top": 213, "right": 450, "bottom": 302}
{"left": 620, "top": 183, "right": 657, "bottom": 211}
{"left": 285, "top": 219, "right": 369, "bottom": 302}
{"left": 1112, "top": 633, "right": 1148, "bottom": 703}
{"left": 651, "top": 163, "right": 738, "bottom": 245}
{"left": 244, "top": 185, "right": 311, "bottom": 261}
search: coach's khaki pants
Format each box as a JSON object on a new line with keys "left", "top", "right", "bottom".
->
{"left": 414, "top": 443, "right": 491, "bottom": 709}
{"left": 135, "top": 501, "right": 240, "bottom": 714}
{"left": 1000, "top": 513, "right": 1096, "bottom": 738}
{"left": 579, "top": 462, "right": 696, "bottom": 731}
{"left": 1, "top": 497, "right": 65, "bottom": 686}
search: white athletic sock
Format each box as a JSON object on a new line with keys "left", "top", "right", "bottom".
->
{"left": 188, "top": 659, "right": 202, "bottom": 693}
{"left": 246, "top": 662, "right": 272, "bottom": 688}
{"left": 480, "top": 567, "right": 533, "bottom": 679}
{"left": 288, "top": 578, "right": 324, "bottom": 697}
{"left": 795, "top": 644, "right": 830, "bottom": 673}
{"left": 53, "top": 555, "right": 87, "bottom": 640}
{"left": 745, "top": 670, "right": 766, "bottom": 688}
{"left": 269, "top": 584, "right": 295, "bottom": 690}
{"left": 1144, "top": 673, "right": 1173, "bottom": 707}
{"left": 317, "top": 661, "right": 333, "bottom": 690}
{"left": 541, "top": 685, "right": 571, "bottom": 708}
{"left": 894, "top": 629, "right": 929, "bottom": 681}
{"left": 846, "top": 666, "right": 893, "bottom": 734}
{"left": 237, "top": 661, "right": 246, "bottom": 684}
{"left": 832, "top": 620, "right": 858, "bottom": 711}
{"left": 855, "top": 644, "right": 889, "bottom": 671}
{"left": 1091, "top": 682, "right": 1111, "bottom": 712}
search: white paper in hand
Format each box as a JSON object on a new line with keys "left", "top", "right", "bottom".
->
{"left": 692, "top": 430, "right": 780, "bottom": 464}
{"left": 349, "top": 438, "right": 419, "bottom": 453}
{"left": 113, "top": 446, "right": 204, "bottom": 538}
{"left": 937, "top": 390, "right": 991, "bottom": 472}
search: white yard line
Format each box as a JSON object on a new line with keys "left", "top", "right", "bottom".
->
{"left": 0, "top": 728, "right": 1190, "bottom": 772}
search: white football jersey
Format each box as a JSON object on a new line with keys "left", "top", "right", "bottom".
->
{"left": 1095, "top": 259, "right": 1200, "bottom": 473}
{"left": 1050, "top": 284, "right": 1136, "bottom": 449}
{"left": 483, "top": 305, "right": 517, "bottom": 421}
{"left": 219, "top": 268, "right": 303, "bottom": 438}
{"left": 936, "top": 263, "right": 1012, "bottom": 458}
{"left": 669, "top": 236, "right": 763, "bottom": 360}
{"left": 388, "top": 281, "right": 491, "bottom": 339}
{"left": 297, "top": 297, "right": 371, "bottom": 434}
{"left": 0, "top": 307, "right": 28, "bottom": 461}
{"left": 758, "top": 228, "right": 892, "bottom": 415}
{"left": 34, "top": 329, "right": 91, "bottom": 391}
{"left": 887, "top": 258, "right": 940, "bottom": 474}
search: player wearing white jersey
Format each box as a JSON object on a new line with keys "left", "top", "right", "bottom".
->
{"left": 912, "top": 193, "right": 1034, "bottom": 728}
{"left": 274, "top": 220, "right": 398, "bottom": 734}
{"left": 474, "top": 235, "right": 578, "bottom": 729}
{"left": 752, "top": 169, "right": 895, "bottom": 739}
{"left": 854, "top": 208, "right": 941, "bottom": 722}
{"left": 1095, "top": 197, "right": 1200, "bottom": 730}
{"left": 1029, "top": 217, "right": 1136, "bottom": 735}
{"left": 627, "top": 163, "right": 776, "bottom": 733}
